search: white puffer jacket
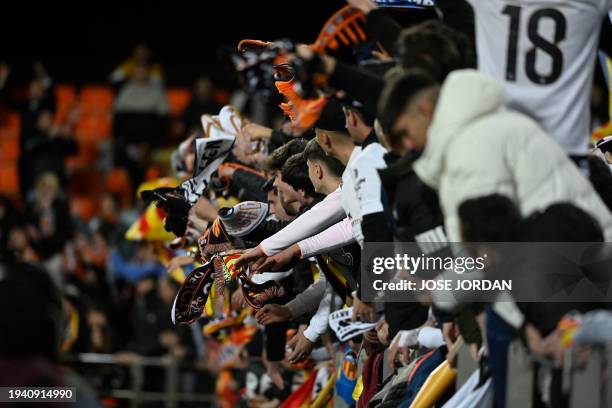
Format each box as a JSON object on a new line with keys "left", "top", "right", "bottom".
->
{"left": 413, "top": 69, "right": 612, "bottom": 242}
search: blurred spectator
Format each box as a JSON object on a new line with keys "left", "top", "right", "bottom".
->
{"left": 19, "top": 109, "right": 77, "bottom": 195}
{"left": 24, "top": 173, "right": 74, "bottom": 285}
{"left": 109, "top": 43, "right": 163, "bottom": 85}
{"left": 158, "top": 277, "right": 196, "bottom": 359}
{"left": 88, "top": 193, "right": 122, "bottom": 244}
{"left": 110, "top": 241, "right": 164, "bottom": 283}
{"left": 87, "top": 306, "right": 116, "bottom": 353}
{"left": 181, "top": 76, "right": 221, "bottom": 134}
{"left": 0, "top": 61, "right": 56, "bottom": 140}
{"left": 113, "top": 62, "right": 169, "bottom": 188}
{"left": 124, "top": 274, "right": 169, "bottom": 356}
{"left": 0, "top": 260, "right": 64, "bottom": 385}
{"left": 113, "top": 64, "right": 168, "bottom": 117}
{"left": 62, "top": 286, "right": 92, "bottom": 354}
{"left": 69, "top": 229, "right": 113, "bottom": 307}
{"left": 0, "top": 195, "right": 22, "bottom": 254}
{"left": 6, "top": 226, "right": 38, "bottom": 262}
{"left": 0, "top": 260, "right": 101, "bottom": 406}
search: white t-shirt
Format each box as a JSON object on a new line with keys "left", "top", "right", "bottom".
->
{"left": 466, "top": 0, "right": 612, "bottom": 155}
{"left": 341, "top": 143, "right": 387, "bottom": 246}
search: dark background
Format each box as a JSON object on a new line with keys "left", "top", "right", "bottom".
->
{"left": 0, "top": 0, "right": 342, "bottom": 86}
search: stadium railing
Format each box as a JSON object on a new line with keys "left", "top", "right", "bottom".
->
{"left": 63, "top": 353, "right": 215, "bottom": 408}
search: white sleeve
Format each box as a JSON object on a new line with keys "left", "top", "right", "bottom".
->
{"left": 285, "top": 275, "right": 327, "bottom": 318}
{"left": 259, "top": 188, "right": 345, "bottom": 256}
{"left": 297, "top": 218, "right": 355, "bottom": 258}
{"left": 303, "top": 282, "right": 334, "bottom": 342}
{"left": 417, "top": 327, "right": 445, "bottom": 349}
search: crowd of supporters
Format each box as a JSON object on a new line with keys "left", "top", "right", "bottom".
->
{"left": 2, "top": 1, "right": 612, "bottom": 407}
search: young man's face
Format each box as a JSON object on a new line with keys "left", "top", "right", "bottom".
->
{"left": 267, "top": 188, "right": 291, "bottom": 221}
{"left": 273, "top": 173, "right": 302, "bottom": 216}
{"left": 392, "top": 98, "right": 434, "bottom": 151}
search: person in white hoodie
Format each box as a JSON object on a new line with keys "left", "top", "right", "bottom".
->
{"left": 378, "top": 69, "right": 612, "bottom": 242}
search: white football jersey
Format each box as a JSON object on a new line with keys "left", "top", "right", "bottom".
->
{"left": 466, "top": 0, "right": 612, "bottom": 154}
{"left": 341, "top": 144, "right": 387, "bottom": 247}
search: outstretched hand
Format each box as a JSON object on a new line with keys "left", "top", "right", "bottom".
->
{"left": 286, "top": 329, "right": 314, "bottom": 364}
{"left": 352, "top": 294, "right": 377, "bottom": 322}
{"left": 251, "top": 244, "right": 301, "bottom": 273}
{"left": 166, "top": 254, "right": 194, "bottom": 275}
{"left": 235, "top": 246, "right": 266, "bottom": 270}
{"left": 242, "top": 122, "right": 273, "bottom": 141}
{"left": 346, "top": 0, "right": 377, "bottom": 13}
{"left": 256, "top": 304, "right": 292, "bottom": 325}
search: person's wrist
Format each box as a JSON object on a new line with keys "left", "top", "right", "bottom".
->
{"left": 259, "top": 126, "right": 273, "bottom": 139}
{"left": 291, "top": 244, "right": 302, "bottom": 258}
{"left": 281, "top": 305, "right": 292, "bottom": 320}
{"left": 321, "top": 54, "right": 336, "bottom": 75}
{"left": 302, "top": 326, "right": 318, "bottom": 343}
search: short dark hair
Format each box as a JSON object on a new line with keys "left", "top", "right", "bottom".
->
{"left": 281, "top": 153, "right": 316, "bottom": 197}
{"left": 378, "top": 71, "right": 439, "bottom": 140}
{"left": 345, "top": 106, "right": 375, "bottom": 128}
{"left": 268, "top": 138, "right": 308, "bottom": 171}
{"left": 458, "top": 194, "right": 523, "bottom": 242}
{"left": 303, "top": 139, "right": 345, "bottom": 178}
{"left": 522, "top": 203, "right": 604, "bottom": 242}
{"left": 397, "top": 20, "right": 475, "bottom": 82}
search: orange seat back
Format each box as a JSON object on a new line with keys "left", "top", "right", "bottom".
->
{"left": 166, "top": 87, "right": 192, "bottom": 117}
{"left": 74, "top": 114, "right": 112, "bottom": 140}
{"left": 66, "top": 139, "right": 99, "bottom": 171}
{"left": 0, "top": 164, "right": 19, "bottom": 197}
{"left": 70, "top": 195, "right": 99, "bottom": 221}
{"left": 105, "top": 168, "right": 132, "bottom": 207}
{"left": 54, "top": 84, "right": 77, "bottom": 125}
{"left": 79, "top": 85, "right": 114, "bottom": 114}
{"left": 0, "top": 110, "right": 20, "bottom": 132}
{"left": 0, "top": 135, "right": 19, "bottom": 161}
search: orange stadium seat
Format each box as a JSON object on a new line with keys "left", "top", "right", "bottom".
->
{"left": 79, "top": 85, "right": 114, "bottom": 114}
{"left": 66, "top": 139, "right": 99, "bottom": 170}
{"left": 213, "top": 89, "right": 231, "bottom": 106}
{"left": 70, "top": 195, "right": 99, "bottom": 221}
{"left": 0, "top": 135, "right": 19, "bottom": 162}
{"left": 0, "top": 110, "right": 20, "bottom": 132}
{"left": 54, "top": 84, "right": 77, "bottom": 125}
{"left": 0, "top": 127, "right": 19, "bottom": 140}
{"left": 166, "top": 87, "right": 192, "bottom": 117}
{"left": 105, "top": 168, "right": 132, "bottom": 207}
{"left": 74, "top": 114, "right": 112, "bottom": 140}
{"left": 0, "top": 164, "right": 19, "bottom": 197}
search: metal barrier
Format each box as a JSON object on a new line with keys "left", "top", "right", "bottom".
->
{"left": 63, "top": 353, "right": 215, "bottom": 408}
{"left": 503, "top": 340, "right": 612, "bottom": 408}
